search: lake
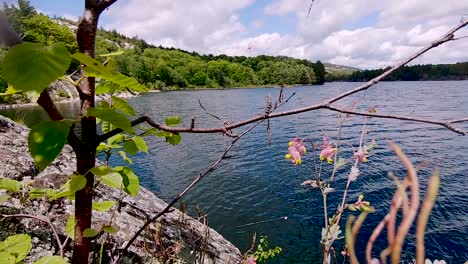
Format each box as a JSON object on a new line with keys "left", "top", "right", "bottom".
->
{"left": 1, "top": 81, "right": 467, "bottom": 263}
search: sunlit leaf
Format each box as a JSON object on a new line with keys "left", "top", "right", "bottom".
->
{"left": 98, "top": 172, "right": 122, "bottom": 189}
{"left": 112, "top": 96, "right": 135, "bottom": 116}
{"left": 2, "top": 42, "right": 71, "bottom": 93}
{"left": 96, "top": 81, "right": 119, "bottom": 95}
{"left": 65, "top": 215, "right": 75, "bottom": 239}
{"left": 99, "top": 49, "right": 125, "bottom": 57}
{"left": 0, "top": 234, "right": 32, "bottom": 262}
{"left": 102, "top": 225, "right": 119, "bottom": 234}
{"left": 131, "top": 136, "right": 148, "bottom": 153}
{"left": 101, "top": 121, "right": 112, "bottom": 134}
{"left": 92, "top": 201, "right": 116, "bottom": 212}
{"left": 0, "top": 178, "right": 20, "bottom": 192}
{"left": 0, "top": 85, "right": 18, "bottom": 96}
{"left": 29, "top": 188, "right": 56, "bottom": 199}
{"left": 166, "top": 134, "right": 182, "bottom": 146}
{"left": 83, "top": 228, "right": 99, "bottom": 238}
{"left": 87, "top": 107, "right": 134, "bottom": 134}
{"left": 72, "top": 53, "right": 147, "bottom": 92}
{"left": 118, "top": 150, "right": 133, "bottom": 164}
{"left": 33, "top": 256, "right": 69, "bottom": 264}
{"left": 50, "top": 174, "right": 86, "bottom": 200}
{"left": 165, "top": 116, "right": 181, "bottom": 126}
{"left": 108, "top": 134, "right": 125, "bottom": 145}
{"left": 28, "top": 120, "right": 71, "bottom": 171}
{"left": 115, "top": 166, "right": 139, "bottom": 196}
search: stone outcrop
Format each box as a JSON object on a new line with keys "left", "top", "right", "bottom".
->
{"left": 0, "top": 116, "right": 242, "bottom": 263}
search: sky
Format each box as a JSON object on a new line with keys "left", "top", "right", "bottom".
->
{"left": 21, "top": 0, "right": 468, "bottom": 69}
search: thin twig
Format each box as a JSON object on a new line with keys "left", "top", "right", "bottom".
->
{"left": 198, "top": 99, "right": 222, "bottom": 121}
{"left": 2, "top": 214, "right": 66, "bottom": 257}
{"left": 114, "top": 120, "right": 264, "bottom": 263}
{"left": 97, "top": 20, "right": 468, "bottom": 144}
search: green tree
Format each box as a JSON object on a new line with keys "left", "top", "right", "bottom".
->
{"left": 312, "top": 60, "right": 326, "bottom": 85}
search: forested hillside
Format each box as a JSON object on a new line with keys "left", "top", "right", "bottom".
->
{"left": 328, "top": 63, "right": 468, "bottom": 82}
{"left": 0, "top": 0, "right": 328, "bottom": 99}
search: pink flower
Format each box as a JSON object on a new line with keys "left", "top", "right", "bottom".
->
{"left": 244, "top": 256, "right": 256, "bottom": 264}
{"left": 354, "top": 148, "right": 368, "bottom": 162}
{"left": 319, "top": 137, "right": 337, "bottom": 164}
{"left": 285, "top": 137, "right": 307, "bottom": 165}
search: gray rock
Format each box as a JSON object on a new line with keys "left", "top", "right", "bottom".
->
{"left": 0, "top": 115, "right": 242, "bottom": 263}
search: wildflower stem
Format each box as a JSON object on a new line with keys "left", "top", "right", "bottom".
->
{"left": 416, "top": 172, "right": 440, "bottom": 264}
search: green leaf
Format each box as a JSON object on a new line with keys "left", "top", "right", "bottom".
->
{"left": 33, "top": 256, "right": 69, "bottom": 264}
{"left": 2, "top": 42, "right": 71, "bottom": 93}
{"left": 83, "top": 228, "right": 99, "bottom": 238}
{"left": 28, "top": 120, "right": 71, "bottom": 171}
{"left": 111, "top": 96, "right": 136, "bottom": 116}
{"left": 71, "top": 53, "right": 147, "bottom": 92}
{"left": 29, "top": 188, "right": 56, "bottom": 199}
{"left": 90, "top": 166, "right": 114, "bottom": 176}
{"left": 65, "top": 215, "right": 75, "bottom": 239}
{"left": 92, "top": 201, "right": 116, "bottom": 212}
{"left": 0, "top": 234, "right": 32, "bottom": 262}
{"left": 0, "top": 178, "right": 20, "bottom": 192}
{"left": 96, "top": 81, "right": 119, "bottom": 95}
{"left": 0, "top": 194, "right": 10, "bottom": 203}
{"left": 91, "top": 166, "right": 123, "bottom": 189}
{"left": 165, "top": 116, "right": 181, "bottom": 126}
{"left": 69, "top": 175, "right": 86, "bottom": 193}
{"left": 166, "top": 134, "right": 182, "bottom": 146}
{"left": 123, "top": 140, "right": 138, "bottom": 155}
{"left": 102, "top": 225, "right": 119, "bottom": 234}
{"left": 99, "top": 49, "right": 125, "bottom": 57}
{"left": 101, "top": 121, "right": 112, "bottom": 134}
{"left": 50, "top": 174, "right": 86, "bottom": 200}
{"left": 107, "top": 134, "right": 125, "bottom": 145}
{"left": 118, "top": 150, "right": 133, "bottom": 164}
{"left": 117, "top": 166, "right": 139, "bottom": 196}
{"left": 0, "top": 251, "right": 14, "bottom": 263}
{"left": 98, "top": 172, "right": 122, "bottom": 189}
{"left": 131, "top": 136, "right": 148, "bottom": 153}
{"left": 87, "top": 107, "right": 134, "bottom": 134}
{"left": 0, "top": 85, "right": 18, "bottom": 96}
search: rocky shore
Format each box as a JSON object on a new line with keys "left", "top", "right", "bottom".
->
{"left": 0, "top": 115, "right": 241, "bottom": 263}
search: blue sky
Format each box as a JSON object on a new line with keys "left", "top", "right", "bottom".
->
{"left": 21, "top": 0, "right": 468, "bottom": 68}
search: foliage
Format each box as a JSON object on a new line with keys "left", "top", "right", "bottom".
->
{"left": 330, "top": 62, "right": 468, "bottom": 82}
{"left": 250, "top": 235, "right": 282, "bottom": 263}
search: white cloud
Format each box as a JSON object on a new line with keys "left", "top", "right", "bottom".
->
{"left": 102, "top": 0, "right": 468, "bottom": 69}
{"left": 104, "top": 0, "right": 254, "bottom": 52}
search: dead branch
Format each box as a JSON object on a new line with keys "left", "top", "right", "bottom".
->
{"left": 96, "top": 20, "right": 468, "bottom": 144}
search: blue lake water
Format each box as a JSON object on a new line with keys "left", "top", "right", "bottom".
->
{"left": 1, "top": 81, "right": 467, "bottom": 263}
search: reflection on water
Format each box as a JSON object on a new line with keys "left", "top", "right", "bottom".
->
{"left": 1, "top": 81, "right": 467, "bottom": 263}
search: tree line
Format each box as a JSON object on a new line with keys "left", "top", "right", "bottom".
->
{"left": 327, "top": 62, "right": 468, "bottom": 82}
{"left": 0, "top": 1, "right": 326, "bottom": 100}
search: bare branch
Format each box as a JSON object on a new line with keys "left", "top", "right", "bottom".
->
{"left": 2, "top": 214, "right": 66, "bottom": 257}
{"left": 198, "top": 99, "right": 222, "bottom": 121}
{"left": 325, "top": 105, "right": 467, "bottom": 135}
{"left": 115, "top": 120, "right": 264, "bottom": 262}
{"left": 96, "top": 0, "right": 119, "bottom": 13}
{"left": 325, "top": 20, "right": 468, "bottom": 105}
{"left": 95, "top": 20, "right": 468, "bottom": 144}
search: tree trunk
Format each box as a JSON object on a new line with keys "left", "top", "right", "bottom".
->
{"left": 72, "top": 4, "right": 99, "bottom": 264}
